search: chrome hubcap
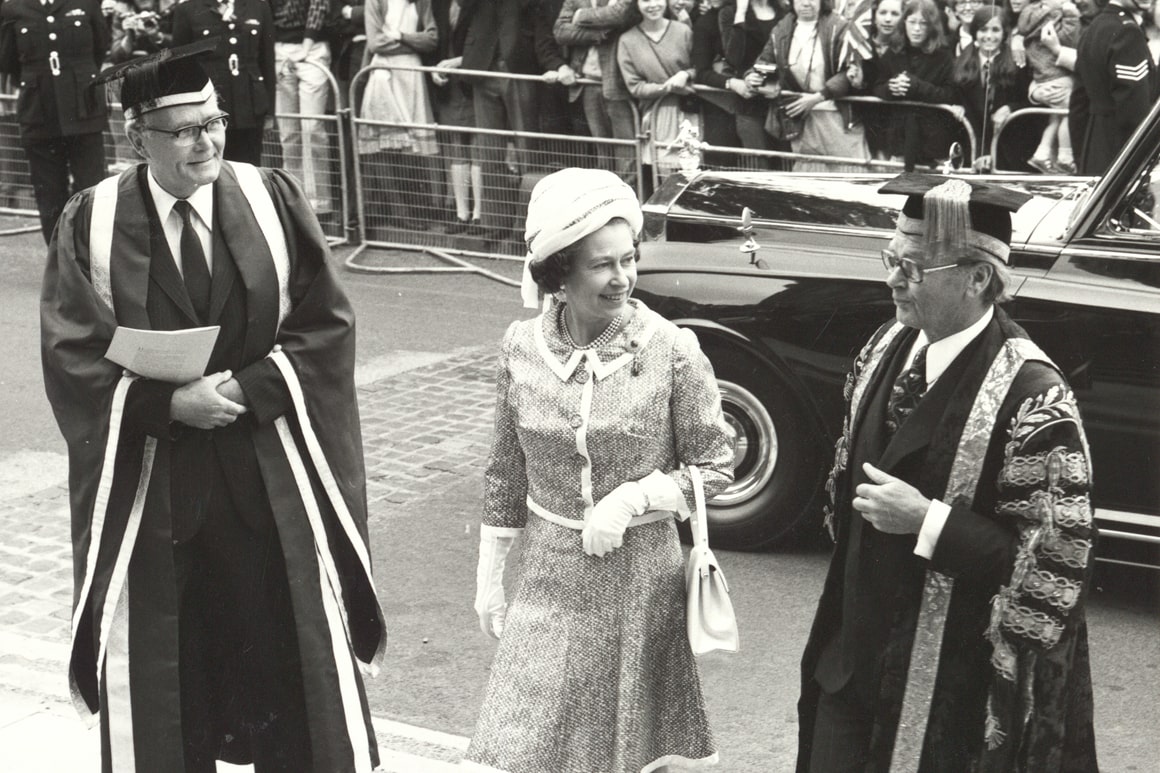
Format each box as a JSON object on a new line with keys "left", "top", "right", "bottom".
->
{"left": 711, "top": 380, "right": 778, "bottom": 523}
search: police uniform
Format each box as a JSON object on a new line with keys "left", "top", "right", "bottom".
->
{"left": 0, "top": 0, "right": 108, "bottom": 243}
{"left": 171, "top": 0, "right": 275, "bottom": 164}
{"left": 1070, "top": 2, "right": 1158, "bottom": 177}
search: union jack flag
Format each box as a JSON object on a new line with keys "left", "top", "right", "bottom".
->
{"left": 839, "top": 0, "right": 875, "bottom": 68}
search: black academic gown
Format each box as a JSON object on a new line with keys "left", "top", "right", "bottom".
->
{"left": 797, "top": 309, "right": 1099, "bottom": 773}
{"left": 42, "top": 162, "right": 385, "bottom": 772}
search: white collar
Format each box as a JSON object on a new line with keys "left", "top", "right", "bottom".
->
{"left": 147, "top": 171, "right": 214, "bottom": 231}
{"left": 911, "top": 305, "right": 994, "bottom": 386}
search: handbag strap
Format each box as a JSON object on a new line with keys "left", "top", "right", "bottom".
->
{"left": 688, "top": 464, "right": 709, "bottom": 550}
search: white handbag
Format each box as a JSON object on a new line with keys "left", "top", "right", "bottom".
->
{"left": 685, "top": 465, "right": 740, "bottom": 656}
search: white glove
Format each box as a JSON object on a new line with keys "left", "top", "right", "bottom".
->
{"left": 474, "top": 525, "right": 517, "bottom": 639}
{"left": 583, "top": 481, "right": 647, "bottom": 557}
{"left": 637, "top": 469, "right": 690, "bottom": 520}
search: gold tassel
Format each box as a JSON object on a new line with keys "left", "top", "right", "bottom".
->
{"left": 922, "top": 179, "right": 973, "bottom": 259}
{"left": 985, "top": 702, "right": 1007, "bottom": 750}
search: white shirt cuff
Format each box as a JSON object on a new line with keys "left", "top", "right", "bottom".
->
{"left": 914, "top": 499, "right": 951, "bottom": 559}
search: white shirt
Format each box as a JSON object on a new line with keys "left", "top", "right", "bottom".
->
{"left": 147, "top": 172, "right": 214, "bottom": 278}
{"left": 908, "top": 306, "right": 995, "bottom": 559}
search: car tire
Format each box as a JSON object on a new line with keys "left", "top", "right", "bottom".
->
{"left": 695, "top": 338, "right": 827, "bottom": 550}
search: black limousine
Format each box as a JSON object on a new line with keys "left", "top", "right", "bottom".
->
{"left": 636, "top": 102, "right": 1160, "bottom": 569}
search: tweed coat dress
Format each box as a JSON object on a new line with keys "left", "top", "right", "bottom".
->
{"left": 464, "top": 299, "right": 735, "bottom": 773}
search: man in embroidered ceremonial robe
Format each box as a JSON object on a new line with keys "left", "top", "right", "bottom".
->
{"left": 796, "top": 173, "right": 1099, "bottom": 773}
{"left": 40, "top": 44, "right": 385, "bottom": 772}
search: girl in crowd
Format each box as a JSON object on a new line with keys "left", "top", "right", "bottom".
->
{"left": 464, "top": 168, "right": 734, "bottom": 773}
{"left": 1018, "top": 0, "right": 1080, "bottom": 173}
{"left": 951, "top": 4, "right": 1032, "bottom": 171}
{"left": 872, "top": 0, "right": 957, "bottom": 169}
{"left": 847, "top": 0, "right": 904, "bottom": 161}
{"left": 358, "top": 0, "right": 439, "bottom": 231}
{"left": 747, "top": 0, "right": 868, "bottom": 171}
{"left": 691, "top": 0, "right": 789, "bottom": 167}
{"left": 618, "top": 0, "right": 699, "bottom": 182}
{"left": 431, "top": 0, "right": 484, "bottom": 235}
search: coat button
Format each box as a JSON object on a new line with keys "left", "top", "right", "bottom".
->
{"left": 574, "top": 369, "right": 589, "bottom": 384}
{"left": 203, "top": 29, "right": 210, "bottom": 35}
{"left": 569, "top": 415, "right": 583, "bottom": 429}
{"left": 46, "top": 15, "right": 54, "bottom": 23}
{"left": 48, "top": 32, "right": 57, "bottom": 40}
{"left": 229, "top": 23, "right": 236, "bottom": 29}
{"left": 229, "top": 36, "right": 237, "bottom": 44}
{"left": 74, "top": 20, "right": 82, "bottom": 26}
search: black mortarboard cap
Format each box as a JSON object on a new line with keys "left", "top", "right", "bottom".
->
{"left": 95, "top": 39, "right": 219, "bottom": 120}
{"left": 879, "top": 173, "right": 1034, "bottom": 262}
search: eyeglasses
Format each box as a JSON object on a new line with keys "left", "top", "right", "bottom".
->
{"left": 141, "top": 114, "right": 229, "bottom": 146}
{"left": 881, "top": 250, "right": 968, "bottom": 282}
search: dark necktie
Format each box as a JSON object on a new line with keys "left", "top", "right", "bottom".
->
{"left": 886, "top": 344, "right": 928, "bottom": 435}
{"left": 174, "top": 200, "right": 211, "bottom": 323}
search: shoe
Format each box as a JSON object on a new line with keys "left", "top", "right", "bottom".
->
{"left": 1055, "top": 159, "right": 1076, "bottom": 175}
{"left": 446, "top": 217, "right": 471, "bottom": 235}
{"left": 1027, "top": 156, "right": 1055, "bottom": 174}
{"left": 400, "top": 218, "right": 430, "bottom": 232}
{"left": 464, "top": 218, "right": 486, "bottom": 237}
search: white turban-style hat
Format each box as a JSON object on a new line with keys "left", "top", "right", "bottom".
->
{"left": 520, "top": 168, "right": 644, "bottom": 309}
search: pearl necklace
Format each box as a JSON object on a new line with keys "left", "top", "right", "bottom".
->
{"left": 558, "top": 305, "right": 624, "bottom": 350}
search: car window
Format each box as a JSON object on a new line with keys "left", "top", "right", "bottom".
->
{"left": 1106, "top": 148, "right": 1160, "bottom": 239}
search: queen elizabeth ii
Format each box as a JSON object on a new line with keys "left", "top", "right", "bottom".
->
{"left": 465, "top": 168, "right": 736, "bottom": 773}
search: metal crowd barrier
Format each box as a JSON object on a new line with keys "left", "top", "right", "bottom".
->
{"left": 345, "top": 64, "right": 644, "bottom": 273}
{"left": 0, "top": 93, "right": 42, "bottom": 233}
{"left": 991, "top": 106, "right": 1070, "bottom": 174}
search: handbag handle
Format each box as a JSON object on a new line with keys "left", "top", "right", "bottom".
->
{"left": 688, "top": 464, "right": 709, "bottom": 550}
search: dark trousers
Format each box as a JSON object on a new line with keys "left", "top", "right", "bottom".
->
{"left": 23, "top": 131, "right": 106, "bottom": 243}
{"left": 808, "top": 679, "right": 874, "bottom": 773}
{"left": 173, "top": 455, "right": 311, "bottom": 772}
{"left": 473, "top": 75, "right": 536, "bottom": 234}
{"left": 224, "top": 127, "right": 266, "bottom": 166}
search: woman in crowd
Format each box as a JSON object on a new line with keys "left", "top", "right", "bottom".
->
{"left": 846, "top": 0, "right": 903, "bottom": 161}
{"left": 431, "top": 0, "right": 483, "bottom": 234}
{"left": 464, "top": 168, "right": 734, "bottom": 773}
{"left": 358, "top": 0, "right": 439, "bottom": 231}
{"left": 746, "top": 0, "right": 868, "bottom": 171}
{"left": 872, "top": 0, "right": 957, "bottom": 169}
{"left": 171, "top": 0, "right": 275, "bottom": 165}
{"left": 618, "top": 0, "right": 699, "bottom": 183}
{"left": 951, "top": 4, "right": 1031, "bottom": 171}
{"left": 691, "top": 0, "right": 788, "bottom": 167}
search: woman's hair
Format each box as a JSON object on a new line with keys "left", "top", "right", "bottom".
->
{"left": 870, "top": 0, "right": 902, "bottom": 44}
{"left": 890, "top": 0, "right": 948, "bottom": 54}
{"left": 951, "top": 6, "right": 1020, "bottom": 87}
{"left": 793, "top": 0, "right": 834, "bottom": 17}
{"left": 528, "top": 217, "right": 641, "bottom": 294}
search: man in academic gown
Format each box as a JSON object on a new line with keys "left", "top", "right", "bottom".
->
{"left": 40, "top": 44, "right": 385, "bottom": 773}
{"left": 796, "top": 174, "right": 1099, "bottom": 773}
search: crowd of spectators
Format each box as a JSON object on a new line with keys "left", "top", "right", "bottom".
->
{"left": 2, "top": 0, "right": 1159, "bottom": 234}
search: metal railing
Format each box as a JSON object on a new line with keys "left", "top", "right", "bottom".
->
{"left": 2, "top": 63, "right": 1054, "bottom": 256}
{"left": 991, "top": 106, "right": 1071, "bottom": 174}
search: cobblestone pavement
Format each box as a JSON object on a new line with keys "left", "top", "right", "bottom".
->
{"left": 0, "top": 345, "right": 499, "bottom": 769}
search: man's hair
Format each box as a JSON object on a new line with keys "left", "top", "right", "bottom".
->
{"left": 123, "top": 92, "right": 223, "bottom": 146}
{"left": 978, "top": 256, "right": 1013, "bottom": 304}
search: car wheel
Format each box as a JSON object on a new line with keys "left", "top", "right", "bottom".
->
{"left": 699, "top": 339, "right": 826, "bottom": 550}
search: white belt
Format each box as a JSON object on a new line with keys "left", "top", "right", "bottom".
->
{"left": 526, "top": 496, "right": 674, "bottom": 530}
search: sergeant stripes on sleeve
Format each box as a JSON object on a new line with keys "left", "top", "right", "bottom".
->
{"left": 1114, "top": 61, "right": 1150, "bottom": 81}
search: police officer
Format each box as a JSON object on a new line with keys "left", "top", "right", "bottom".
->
{"left": 1070, "top": 0, "right": 1159, "bottom": 176}
{"left": 171, "top": 0, "right": 275, "bottom": 164}
{"left": 0, "top": 0, "right": 109, "bottom": 243}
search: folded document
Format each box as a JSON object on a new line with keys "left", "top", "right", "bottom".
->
{"left": 105, "top": 325, "right": 220, "bottom": 383}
